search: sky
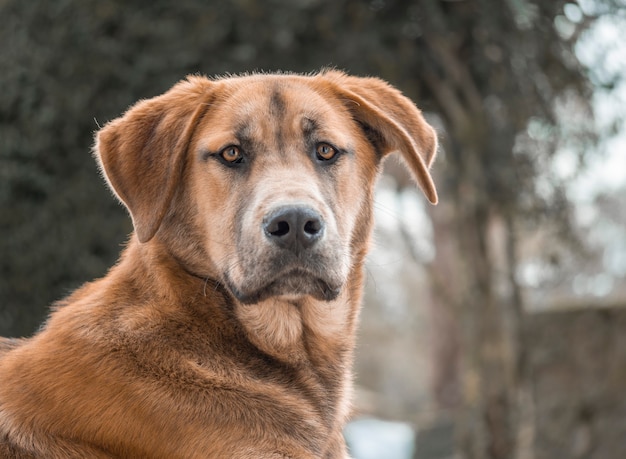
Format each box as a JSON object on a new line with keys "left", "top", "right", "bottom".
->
{"left": 566, "top": 10, "right": 626, "bottom": 201}
{"left": 525, "top": 9, "right": 626, "bottom": 302}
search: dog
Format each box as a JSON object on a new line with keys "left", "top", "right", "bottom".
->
{"left": 0, "top": 70, "right": 437, "bottom": 458}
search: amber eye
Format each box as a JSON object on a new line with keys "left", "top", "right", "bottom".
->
{"left": 316, "top": 143, "right": 338, "bottom": 161}
{"left": 220, "top": 146, "right": 243, "bottom": 164}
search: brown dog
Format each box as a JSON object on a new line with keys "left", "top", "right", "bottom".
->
{"left": 0, "top": 70, "right": 437, "bottom": 458}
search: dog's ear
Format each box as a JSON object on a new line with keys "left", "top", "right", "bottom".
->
{"left": 322, "top": 71, "right": 438, "bottom": 204}
{"left": 95, "top": 77, "right": 213, "bottom": 243}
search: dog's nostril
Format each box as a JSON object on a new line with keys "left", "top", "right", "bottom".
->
{"left": 269, "top": 220, "right": 290, "bottom": 237}
{"left": 304, "top": 219, "right": 322, "bottom": 236}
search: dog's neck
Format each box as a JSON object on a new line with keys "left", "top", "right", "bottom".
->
{"left": 113, "top": 235, "right": 362, "bottom": 430}
{"left": 235, "top": 291, "right": 358, "bottom": 364}
{"left": 117, "top": 235, "right": 364, "bottom": 366}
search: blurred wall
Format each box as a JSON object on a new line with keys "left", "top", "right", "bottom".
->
{"left": 527, "top": 306, "right": 626, "bottom": 459}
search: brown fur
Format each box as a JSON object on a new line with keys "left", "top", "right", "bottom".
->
{"left": 0, "top": 70, "right": 437, "bottom": 458}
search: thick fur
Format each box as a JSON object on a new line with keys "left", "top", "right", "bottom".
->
{"left": 0, "top": 70, "right": 437, "bottom": 458}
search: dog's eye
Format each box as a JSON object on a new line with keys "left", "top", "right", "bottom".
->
{"left": 315, "top": 143, "right": 338, "bottom": 162}
{"left": 219, "top": 146, "right": 243, "bottom": 164}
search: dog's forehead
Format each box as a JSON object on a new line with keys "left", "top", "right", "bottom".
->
{"left": 226, "top": 75, "right": 320, "bottom": 107}
{"left": 204, "top": 77, "right": 354, "bottom": 144}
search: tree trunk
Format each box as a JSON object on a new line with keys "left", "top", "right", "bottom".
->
{"left": 427, "top": 138, "right": 520, "bottom": 459}
{"left": 453, "top": 173, "right": 515, "bottom": 459}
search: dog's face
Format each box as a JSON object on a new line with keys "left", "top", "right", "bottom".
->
{"left": 96, "top": 71, "right": 438, "bottom": 305}
{"left": 189, "top": 78, "right": 375, "bottom": 303}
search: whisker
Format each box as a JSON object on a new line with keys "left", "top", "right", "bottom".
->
{"left": 202, "top": 278, "right": 209, "bottom": 297}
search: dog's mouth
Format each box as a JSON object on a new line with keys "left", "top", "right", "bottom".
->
{"left": 224, "top": 267, "right": 342, "bottom": 305}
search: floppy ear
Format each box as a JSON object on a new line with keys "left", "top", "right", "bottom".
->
{"left": 322, "top": 71, "right": 438, "bottom": 204}
{"left": 95, "top": 76, "right": 214, "bottom": 243}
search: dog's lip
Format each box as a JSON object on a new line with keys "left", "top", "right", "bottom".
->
{"left": 224, "top": 268, "right": 342, "bottom": 305}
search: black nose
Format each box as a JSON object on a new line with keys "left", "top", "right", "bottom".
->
{"left": 263, "top": 206, "right": 325, "bottom": 252}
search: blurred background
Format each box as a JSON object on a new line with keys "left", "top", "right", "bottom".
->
{"left": 1, "top": 1, "right": 625, "bottom": 458}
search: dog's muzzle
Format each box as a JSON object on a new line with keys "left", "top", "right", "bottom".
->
{"left": 224, "top": 204, "right": 344, "bottom": 304}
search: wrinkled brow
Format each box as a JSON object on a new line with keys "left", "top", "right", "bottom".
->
{"left": 301, "top": 117, "right": 319, "bottom": 136}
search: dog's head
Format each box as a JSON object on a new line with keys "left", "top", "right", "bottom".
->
{"left": 96, "top": 71, "right": 437, "bottom": 304}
